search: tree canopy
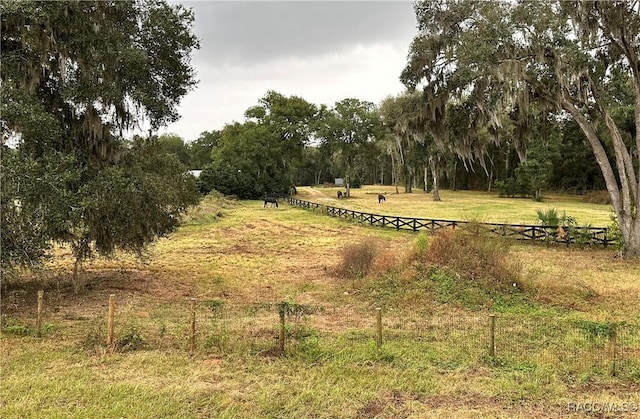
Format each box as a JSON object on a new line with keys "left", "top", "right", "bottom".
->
{"left": 199, "top": 91, "right": 318, "bottom": 199}
{"left": 1, "top": 0, "right": 201, "bottom": 279}
{"left": 402, "top": 0, "right": 640, "bottom": 257}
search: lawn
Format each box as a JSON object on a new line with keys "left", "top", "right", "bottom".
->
{"left": 1, "top": 190, "right": 638, "bottom": 418}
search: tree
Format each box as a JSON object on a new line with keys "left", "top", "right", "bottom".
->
{"left": 202, "top": 121, "right": 289, "bottom": 198}
{"left": 245, "top": 91, "right": 318, "bottom": 187}
{"left": 157, "top": 134, "right": 191, "bottom": 168}
{"left": 189, "top": 130, "right": 220, "bottom": 169}
{"left": 317, "top": 99, "right": 383, "bottom": 197}
{"left": 1, "top": 0, "right": 201, "bottom": 282}
{"left": 402, "top": 0, "right": 640, "bottom": 258}
{"left": 200, "top": 92, "right": 318, "bottom": 198}
{"left": 380, "top": 94, "right": 417, "bottom": 193}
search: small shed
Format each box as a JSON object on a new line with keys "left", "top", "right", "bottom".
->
{"left": 334, "top": 178, "right": 344, "bottom": 186}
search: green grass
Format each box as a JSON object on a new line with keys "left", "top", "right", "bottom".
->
{"left": 1, "top": 190, "right": 638, "bottom": 418}
{"left": 299, "top": 185, "right": 614, "bottom": 226}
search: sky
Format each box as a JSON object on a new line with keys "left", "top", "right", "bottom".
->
{"left": 158, "top": 1, "right": 419, "bottom": 142}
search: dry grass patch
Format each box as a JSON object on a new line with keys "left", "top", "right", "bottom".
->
{"left": 514, "top": 246, "right": 640, "bottom": 317}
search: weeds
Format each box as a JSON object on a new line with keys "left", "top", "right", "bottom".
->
{"left": 336, "top": 239, "right": 378, "bottom": 280}
{"left": 424, "top": 228, "right": 522, "bottom": 293}
{"left": 2, "top": 323, "right": 32, "bottom": 336}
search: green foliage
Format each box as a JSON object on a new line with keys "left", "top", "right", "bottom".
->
{"left": 573, "top": 320, "right": 615, "bottom": 340}
{"left": 201, "top": 92, "right": 317, "bottom": 198}
{"left": 412, "top": 231, "right": 430, "bottom": 260}
{"left": 199, "top": 159, "right": 287, "bottom": 199}
{"left": 316, "top": 98, "right": 383, "bottom": 194}
{"left": 607, "top": 214, "right": 625, "bottom": 253}
{"left": 535, "top": 208, "right": 574, "bottom": 228}
{"left": 2, "top": 323, "right": 32, "bottom": 336}
{"left": 495, "top": 177, "right": 529, "bottom": 199}
{"left": 188, "top": 130, "right": 220, "bottom": 169}
{"left": 0, "top": 0, "right": 201, "bottom": 271}
{"left": 117, "top": 327, "right": 147, "bottom": 352}
{"left": 77, "top": 140, "right": 201, "bottom": 258}
{"left": 535, "top": 208, "right": 597, "bottom": 245}
{"left": 157, "top": 134, "right": 191, "bottom": 168}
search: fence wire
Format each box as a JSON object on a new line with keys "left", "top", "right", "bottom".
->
{"left": 155, "top": 301, "right": 640, "bottom": 379}
{"left": 14, "top": 294, "right": 636, "bottom": 380}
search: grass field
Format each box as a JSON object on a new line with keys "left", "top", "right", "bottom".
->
{"left": 1, "top": 189, "right": 639, "bottom": 418}
{"left": 298, "top": 185, "right": 615, "bottom": 226}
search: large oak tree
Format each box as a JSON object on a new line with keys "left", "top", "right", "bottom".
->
{"left": 1, "top": 0, "right": 201, "bottom": 285}
{"left": 402, "top": 0, "right": 640, "bottom": 257}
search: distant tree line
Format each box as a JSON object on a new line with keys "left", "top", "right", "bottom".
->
{"left": 163, "top": 90, "right": 608, "bottom": 202}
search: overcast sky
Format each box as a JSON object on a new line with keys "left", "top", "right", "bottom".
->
{"left": 158, "top": 1, "right": 418, "bottom": 142}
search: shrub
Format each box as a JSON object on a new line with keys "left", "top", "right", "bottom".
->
{"left": 117, "top": 326, "right": 146, "bottom": 352}
{"left": 424, "top": 228, "right": 521, "bottom": 292}
{"left": 336, "top": 239, "right": 378, "bottom": 280}
{"left": 607, "top": 214, "right": 625, "bottom": 255}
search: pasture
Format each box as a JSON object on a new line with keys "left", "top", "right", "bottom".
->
{"left": 299, "top": 185, "right": 615, "bottom": 227}
{"left": 1, "top": 189, "right": 639, "bottom": 418}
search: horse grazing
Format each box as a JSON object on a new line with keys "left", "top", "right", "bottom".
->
{"left": 337, "top": 191, "right": 343, "bottom": 199}
{"left": 378, "top": 194, "right": 386, "bottom": 203}
{"left": 264, "top": 197, "right": 278, "bottom": 208}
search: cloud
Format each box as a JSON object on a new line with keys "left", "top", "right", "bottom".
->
{"left": 158, "top": 1, "right": 418, "bottom": 142}
{"left": 187, "top": 1, "right": 417, "bottom": 65}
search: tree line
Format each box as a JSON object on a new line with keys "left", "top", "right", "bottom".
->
{"left": 167, "top": 90, "right": 610, "bottom": 202}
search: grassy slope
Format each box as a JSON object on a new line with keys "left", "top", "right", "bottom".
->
{"left": 1, "top": 190, "right": 638, "bottom": 418}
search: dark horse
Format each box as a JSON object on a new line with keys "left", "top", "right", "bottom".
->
{"left": 264, "top": 197, "right": 278, "bottom": 208}
{"left": 378, "top": 194, "right": 386, "bottom": 203}
{"left": 337, "top": 191, "right": 343, "bottom": 199}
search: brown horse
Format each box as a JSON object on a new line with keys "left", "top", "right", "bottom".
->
{"left": 337, "top": 191, "right": 343, "bottom": 199}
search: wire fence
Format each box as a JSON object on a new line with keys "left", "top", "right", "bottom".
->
{"left": 11, "top": 291, "right": 639, "bottom": 381}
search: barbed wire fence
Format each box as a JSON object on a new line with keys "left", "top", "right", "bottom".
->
{"left": 10, "top": 291, "right": 639, "bottom": 381}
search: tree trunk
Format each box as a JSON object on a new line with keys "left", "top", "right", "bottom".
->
{"left": 72, "top": 258, "right": 85, "bottom": 294}
{"left": 404, "top": 166, "right": 413, "bottom": 193}
{"left": 623, "top": 221, "right": 640, "bottom": 258}
{"left": 487, "top": 168, "right": 493, "bottom": 192}
{"left": 390, "top": 150, "right": 399, "bottom": 194}
{"left": 430, "top": 156, "right": 441, "bottom": 202}
{"left": 562, "top": 98, "right": 639, "bottom": 258}
{"left": 345, "top": 171, "right": 351, "bottom": 197}
{"left": 451, "top": 159, "right": 458, "bottom": 192}
{"left": 423, "top": 165, "right": 429, "bottom": 192}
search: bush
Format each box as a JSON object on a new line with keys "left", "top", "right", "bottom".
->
{"left": 336, "top": 239, "right": 378, "bottom": 280}
{"left": 199, "top": 162, "right": 291, "bottom": 199}
{"left": 424, "top": 228, "right": 521, "bottom": 292}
